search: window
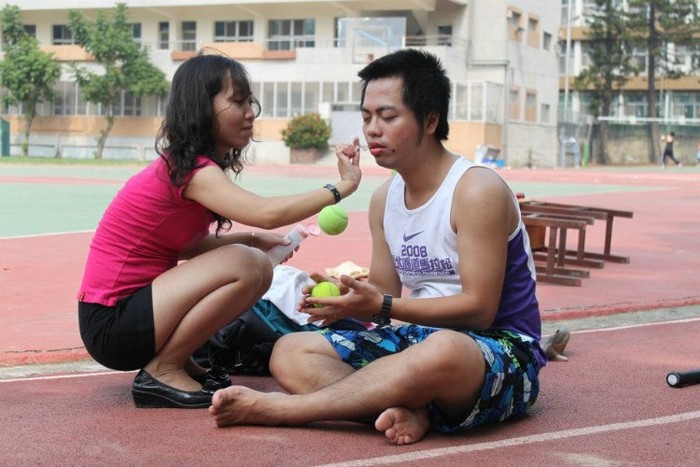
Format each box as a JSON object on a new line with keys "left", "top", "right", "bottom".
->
{"left": 303, "top": 82, "right": 320, "bottom": 113}
{"left": 525, "top": 90, "right": 537, "bottom": 122}
{"left": 672, "top": 45, "right": 694, "bottom": 71}
{"left": 629, "top": 46, "right": 648, "bottom": 72}
{"left": 131, "top": 23, "right": 142, "bottom": 45}
{"left": 582, "top": 0, "right": 602, "bottom": 15}
{"left": 267, "top": 19, "right": 315, "bottom": 51}
{"left": 667, "top": 92, "right": 700, "bottom": 119}
{"left": 543, "top": 32, "right": 552, "bottom": 51}
{"left": 509, "top": 88, "right": 520, "bottom": 120}
{"left": 181, "top": 21, "right": 197, "bottom": 52}
{"left": 52, "top": 25, "right": 73, "bottom": 45}
{"left": 507, "top": 10, "right": 523, "bottom": 41}
{"left": 53, "top": 82, "right": 81, "bottom": 116}
{"left": 122, "top": 91, "right": 142, "bottom": 116}
{"left": 540, "top": 103, "right": 550, "bottom": 124}
{"left": 527, "top": 17, "right": 540, "bottom": 48}
{"left": 214, "top": 20, "right": 254, "bottom": 42}
{"left": 289, "top": 82, "right": 304, "bottom": 116}
{"left": 437, "top": 25, "right": 452, "bottom": 46}
{"left": 559, "top": 40, "right": 568, "bottom": 75}
{"left": 560, "top": 2, "right": 571, "bottom": 25}
{"left": 158, "top": 22, "right": 170, "bottom": 50}
{"left": 24, "top": 25, "right": 36, "bottom": 38}
{"left": 276, "top": 83, "right": 289, "bottom": 117}
{"left": 581, "top": 42, "right": 593, "bottom": 69}
{"left": 623, "top": 93, "right": 647, "bottom": 118}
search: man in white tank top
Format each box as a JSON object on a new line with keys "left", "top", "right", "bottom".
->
{"left": 210, "top": 49, "right": 547, "bottom": 445}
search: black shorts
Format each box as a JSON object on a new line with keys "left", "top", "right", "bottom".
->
{"left": 78, "top": 285, "right": 156, "bottom": 371}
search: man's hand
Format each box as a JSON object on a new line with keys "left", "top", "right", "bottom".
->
{"left": 303, "top": 275, "right": 383, "bottom": 326}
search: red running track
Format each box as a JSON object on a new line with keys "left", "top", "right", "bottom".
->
{"left": 1, "top": 318, "right": 699, "bottom": 465}
{"left": 1, "top": 166, "right": 698, "bottom": 365}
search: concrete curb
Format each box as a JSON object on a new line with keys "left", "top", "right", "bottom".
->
{"left": 0, "top": 348, "right": 91, "bottom": 368}
{"left": 3, "top": 297, "right": 699, "bottom": 368}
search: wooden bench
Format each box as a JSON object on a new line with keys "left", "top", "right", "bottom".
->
{"left": 522, "top": 213, "right": 593, "bottom": 286}
{"left": 520, "top": 200, "right": 634, "bottom": 264}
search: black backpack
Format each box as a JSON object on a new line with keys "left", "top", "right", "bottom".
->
{"left": 193, "top": 299, "right": 368, "bottom": 376}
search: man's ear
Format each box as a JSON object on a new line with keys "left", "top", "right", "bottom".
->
{"left": 425, "top": 111, "right": 439, "bottom": 134}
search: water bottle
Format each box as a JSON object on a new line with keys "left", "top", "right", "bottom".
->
{"left": 266, "top": 223, "right": 319, "bottom": 266}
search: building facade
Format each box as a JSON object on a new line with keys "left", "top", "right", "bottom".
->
{"left": 1, "top": 0, "right": 561, "bottom": 167}
{"left": 559, "top": 0, "right": 700, "bottom": 164}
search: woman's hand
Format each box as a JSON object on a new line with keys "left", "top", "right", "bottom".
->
{"left": 335, "top": 136, "right": 362, "bottom": 200}
{"left": 246, "top": 231, "right": 287, "bottom": 251}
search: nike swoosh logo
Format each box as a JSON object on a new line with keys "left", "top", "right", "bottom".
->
{"left": 402, "top": 231, "right": 424, "bottom": 242}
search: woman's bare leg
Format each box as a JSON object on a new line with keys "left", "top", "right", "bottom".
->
{"left": 144, "top": 245, "right": 272, "bottom": 391}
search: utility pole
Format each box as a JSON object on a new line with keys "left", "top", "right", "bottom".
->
{"left": 560, "top": 0, "right": 574, "bottom": 167}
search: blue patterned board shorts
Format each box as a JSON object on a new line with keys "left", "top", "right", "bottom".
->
{"left": 318, "top": 324, "right": 541, "bottom": 433}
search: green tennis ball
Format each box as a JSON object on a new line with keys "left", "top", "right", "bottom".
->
{"left": 318, "top": 205, "right": 348, "bottom": 235}
{"left": 311, "top": 281, "right": 341, "bottom": 308}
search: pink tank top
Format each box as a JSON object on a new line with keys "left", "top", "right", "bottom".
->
{"left": 77, "top": 156, "right": 217, "bottom": 306}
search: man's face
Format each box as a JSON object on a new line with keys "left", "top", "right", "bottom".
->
{"left": 360, "top": 76, "right": 421, "bottom": 168}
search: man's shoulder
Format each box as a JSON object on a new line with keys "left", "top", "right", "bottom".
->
{"left": 454, "top": 168, "right": 512, "bottom": 210}
{"left": 369, "top": 176, "right": 395, "bottom": 209}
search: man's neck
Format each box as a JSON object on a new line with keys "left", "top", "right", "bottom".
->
{"left": 400, "top": 146, "right": 458, "bottom": 209}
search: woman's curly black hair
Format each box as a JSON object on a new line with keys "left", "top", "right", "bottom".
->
{"left": 155, "top": 52, "right": 260, "bottom": 235}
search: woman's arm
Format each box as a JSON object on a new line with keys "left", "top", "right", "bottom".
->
{"left": 184, "top": 144, "right": 361, "bottom": 229}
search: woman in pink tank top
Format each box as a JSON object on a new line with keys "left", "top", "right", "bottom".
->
{"left": 78, "top": 53, "right": 362, "bottom": 409}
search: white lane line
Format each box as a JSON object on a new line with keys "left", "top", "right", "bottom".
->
{"left": 0, "top": 229, "right": 95, "bottom": 240}
{"left": 318, "top": 411, "right": 700, "bottom": 466}
{"left": 572, "top": 315, "right": 700, "bottom": 334}
{"left": 0, "top": 370, "right": 124, "bottom": 383}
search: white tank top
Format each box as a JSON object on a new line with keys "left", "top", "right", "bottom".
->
{"left": 383, "top": 157, "right": 545, "bottom": 365}
{"left": 383, "top": 157, "right": 473, "bottom": 299}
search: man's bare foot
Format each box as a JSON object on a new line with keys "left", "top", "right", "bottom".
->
{"left": 542, "top": 328, "right": 571, "bottom": 362}
{"left": 375, "top": 406, "right": 430, "bottom": 445}
{"left": 209, "top": 386, "right": 288, "bottom": 427}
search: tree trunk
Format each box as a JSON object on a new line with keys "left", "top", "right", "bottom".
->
{"left": 598, "top": 121, "right": 610, "bottom": 165}
{"left": 646, "top": 2, "right": 661, "bottom": 164}
{"left": 22, "top": 110, "right": 36, "bottom": 158}
{"left": 95, "top": 113, "right": 115, "bottom": 160}
{"left": 598, "top": 85, "right": 613, "bottom": 165}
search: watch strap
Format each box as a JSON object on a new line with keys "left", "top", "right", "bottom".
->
{"left": 372, "top": 294, "right": 392, "bottom": 326}
{"left": 323, "top": 184, "right": 341, "bottom": 204}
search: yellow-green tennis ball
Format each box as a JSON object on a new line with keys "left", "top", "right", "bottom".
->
{"left": 318, "top": 205, "right": 348, "bottom": 235}
{"left": 311, "top": 281, "right": 341, "bottom": 308}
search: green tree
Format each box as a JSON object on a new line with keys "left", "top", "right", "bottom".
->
{"left": 626, "top": 0, "right": 700, "bottom": 163}
{"left": 68, "top": 3, "right": 167, "bottom": 159}
{"left": 0, "top": 4, "right": 61, "bottom": 157}
{"left": 574, "top": 0, "right": 635, "bottom": 164}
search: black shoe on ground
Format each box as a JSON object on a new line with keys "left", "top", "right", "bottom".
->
{"left": 195, "top": 367, "right": 232, "bottom": 394}
{"left": 132, "top": 369, "right": 213, "bottom": 408}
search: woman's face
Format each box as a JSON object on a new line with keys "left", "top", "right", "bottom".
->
{"left": 212, "top": 78, "right": 256, "bottom": 154}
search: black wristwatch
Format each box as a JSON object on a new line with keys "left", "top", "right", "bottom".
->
{"left": 323, "top": 184, "right": 341, "bottom": 204}
{"left": 372, "top": 294, "right": 392, "bottom": 326}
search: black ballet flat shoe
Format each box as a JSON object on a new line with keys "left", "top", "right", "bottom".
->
{"left": 190, "top": 367, "right": 232, "bottom": 393}
{"left": 200, "top": 367, "right": 232, "bottom": 394}
{"left": 132, "top": 369, "right": 212, "bottom": 409}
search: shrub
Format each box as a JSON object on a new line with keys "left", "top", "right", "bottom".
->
{"left": 281, "top": 113, "right": 332, "bottom": 150}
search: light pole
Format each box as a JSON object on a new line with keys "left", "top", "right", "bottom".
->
{"left": 560, "top": 0, "right": 574, "bottom": 167}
